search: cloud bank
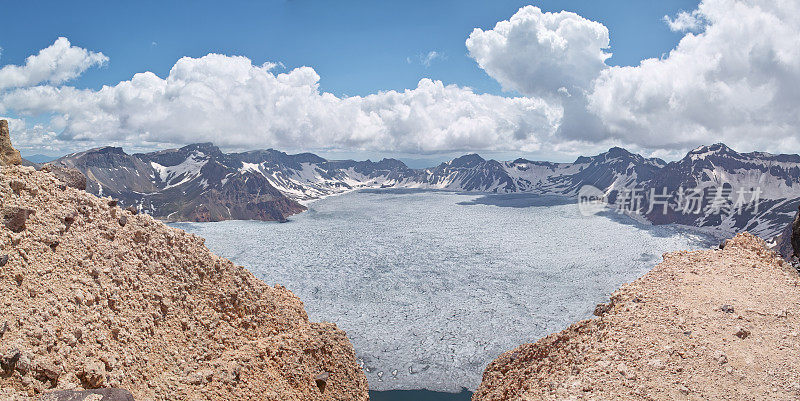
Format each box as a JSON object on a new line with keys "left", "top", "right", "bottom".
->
{"left": 589, "top": 0, "right": 800, "bottom": 152}
{"left": 2, "top": 0, "right": 800, "bottom": 157}
{"left": 1, "top": 50, "right": 559, "bottom": 154}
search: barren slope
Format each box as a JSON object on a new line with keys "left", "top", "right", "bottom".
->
{"left": 474, "top": 233, "right": 800, "bottom": 400}
{"left": 0, "top": 164, "right": 368, "bottom": 400}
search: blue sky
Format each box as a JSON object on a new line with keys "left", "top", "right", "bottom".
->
{"left": 2, "top": 0, "right": 797, "bottom": 165}
{"left": 1, "top": 0, "right": 697, "bottom": 97}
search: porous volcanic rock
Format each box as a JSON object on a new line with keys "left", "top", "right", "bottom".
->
{"left": 474, "top": 233, "right": 800, "bottom": 400}
{"left": 40, "top": 164, "right": 87, "bottom": 191}
{"left": 0, "top": 164, "right": 368, "bottom": 400}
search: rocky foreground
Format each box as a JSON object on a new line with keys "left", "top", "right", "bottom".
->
{"left": 474, "top": 233, "right": 800, "bottom": 400}
{"left": 0, "top": 158, "right": 367, "bottom": 397}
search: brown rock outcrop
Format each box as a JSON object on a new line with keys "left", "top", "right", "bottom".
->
{"left": 474, "top": 233, "right": 800, "bottom": 400}
{"left": 0, "top": 164, "right": 368, "bottom": 400}
{"left": 773, "top": 205, "right": 800, "bottom": 263}
{"left": 40, "top": 164, "right": 87, "bottom": 191}
{"left": 0, "top": 120, "right": 22, "bottom": 166}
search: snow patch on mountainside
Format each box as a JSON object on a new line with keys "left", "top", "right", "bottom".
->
{"left": 151, "top": 151, "right": 208, "bottom": 189}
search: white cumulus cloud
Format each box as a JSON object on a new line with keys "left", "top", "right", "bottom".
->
{"left": 664, "top": 10, "right": 707, "bottom": 32}
{"left": 1, "top": 53, "right": 561, "bottom": 154}
{"left": 465, "top": 1, "right": 800, "bottom": 154}
{"left": 0, "top": 37, "right": 108, "bottom": 90}
{"left": 466, "top": 6, "right": 610, "bottom": 96}
{"left": 465, "top": 6, "right": 612, "bottom": 142}
{"left": 588, "top": 0, "right": 800, "bottom": 151}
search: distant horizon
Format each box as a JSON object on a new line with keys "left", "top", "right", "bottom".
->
{"left": 25, "top": 138, "right": 779, "bottom": 170}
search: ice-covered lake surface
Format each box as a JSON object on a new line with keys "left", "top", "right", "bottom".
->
{"left": 172, "top": 189, "right": 711, "bottom": 392}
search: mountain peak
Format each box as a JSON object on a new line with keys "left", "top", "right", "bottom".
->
{"left": 607, "top": 146, "right": 632, "bottom": 156}
{"left": 181, "top": 142, "right": 222, "bottom": 156}
{"left": 376, "top": 158, "right": 409, "bottom": 170}
{"left": 690, "top": 142, "right": 732, "bottom": 153}
{"left": 91, "top": 146, "right": 127, "bottom": 155}
{"left": 448, "top": 153, "right": 485, "bottom": 168}
{"left": 687, "top": 143, "right": 737, "bottom": 159}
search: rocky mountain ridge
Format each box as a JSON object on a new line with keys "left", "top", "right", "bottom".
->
{"left": 473, "top": 233, "right": 800, "bottom": 400}
{"left": 53, "top": 144, "right": 305, "bottom": 222}
{"left": 54, "top": 142, "right": 800, "bottom": 240}
{"left": 0, "top": 125, "right": 368, "bottom": 400}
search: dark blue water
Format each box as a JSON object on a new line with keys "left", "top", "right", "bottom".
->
{"left": 371, "top": 390, "right": 472, "bottom": 401}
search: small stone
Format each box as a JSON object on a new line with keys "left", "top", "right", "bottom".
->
{"left": 74, "top": 290, "right": 86, "bottom": 306}
{"left": 314, "top": 371, "right": 329, "bottom": 393}
{"left": 617, "top": 364, "right": 637, "bottom": 380}
{"left": 15, "top": 352, "right": 30, "bottom": 374}
{"left": 63, "top": 213, "right": 77, "bottom": 227}
{"left": 118, "top": 215, "right": 128, "bottom": 227}
{"left": 3, "top": 207, "right": 35, "bottom": 232}
{"left": 47, "top": 236, "right": 60, "bottom": 251}
{"left": 734, "top": 326, "right": 751, "bottom": 339}
{"left": 77, "top": 360, "right": 106, "bottom": 389}
{"left": 721, "top": 305, "right": 735, "bottom": 313}
{"left": 108, "top": 199, "right": 118, "bottom": 207}
{"left": 159, "top": 298, "right": 171, "bottom": 315}
{"left": 646, "top": 358, "right": 664, "bottom": 370}
{"left": 9, "top": 180, "right": 25, "bottom": 193}
{"left": 0, "top": 254, "right": 8, "bottom": 267}
{"left": 718, "top": 353, "right": 728, "bottom": 365}
{"left": 0, "top": 321, "right": 8, "bottom": 337}
{"left": 187, "top": 368, "right": 214, "bottom": 385}
{"left": 594, "top": 302, "right": 612, "bottom": 317}
{"left": 125, "top": 206, "right": 138, "bottom": 215}
{"left": 0, "top": 348, "right": 21, "bottom": 371}
{"left": 187, "top": 373, "right": 204, "bottom": 385}
{"left": 34, "top": 359, "right": 60, "bottom": 383}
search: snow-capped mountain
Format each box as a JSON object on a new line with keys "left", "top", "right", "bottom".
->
{"left": 235, "top": 149, "right": 412, "bottom": 200}
{"left": 54, "top": 143, "right": 305, "bottom": 222}
{"left": 54, "top": 142, "right": 800, "bottom": 239}
{"left": 641, "top": 143, "right": 800, "bottom": 240}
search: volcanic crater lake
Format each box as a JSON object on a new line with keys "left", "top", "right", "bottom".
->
{"left": 172, "top": 189, "right": 709, "bottom": 394}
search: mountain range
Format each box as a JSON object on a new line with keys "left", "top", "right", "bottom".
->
{"left": 48, "top": 142, "right": 800, "bottom": 240}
